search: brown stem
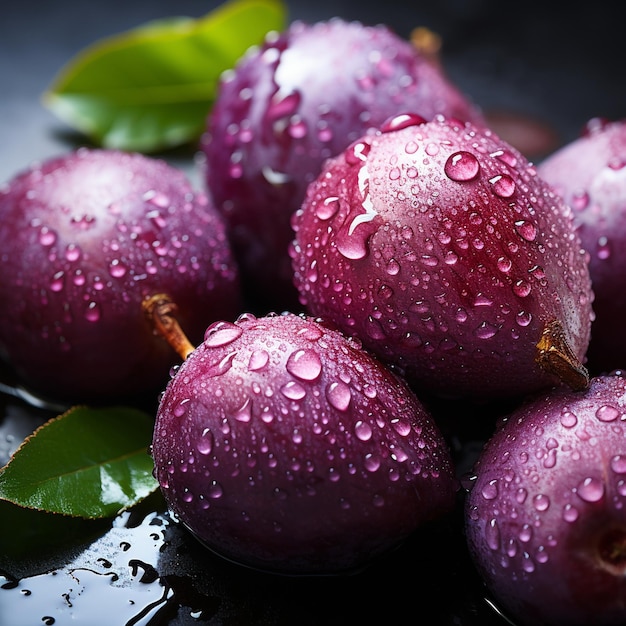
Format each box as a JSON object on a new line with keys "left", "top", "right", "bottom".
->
{"left": 143, "top": 293, "right": 195, "bottom": 361}
{"left": 535, "top": 319, "right": 589, "bottom": 392}
{"left": 410, "top": 27, "right": 443, "bottom": 69}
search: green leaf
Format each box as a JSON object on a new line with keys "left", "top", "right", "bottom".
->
{"left": 42, "top": 0, "right": 287, "bottom": 152}
{"left": 0, "top": 406, "right": 159, "bottom": 519}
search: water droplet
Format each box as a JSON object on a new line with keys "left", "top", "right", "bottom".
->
{"left": 205, "top": 352, "right": 236, "bottom": 378}
{"left": 533, "top": 494, "right": 550, "bottom": 512}
{"left": 485, "top": 518, "right": 501, "bottom": 550}
{"left": 391, "top": 418, "right": 412, "bottom": 437}
{"left": 570, "top": 189, "right": 590, "bottom": 211}
{"left": 444, "top": 151, "right": 480, "bottom": 181}
{"left": 513, "top": 280, "right": 532, "bottom": 298}
{"left": 490, "top": 148, "right": 518, "bottom": 168}
{"left": 82, "top": 301, "right": 100, "bottom": 322}
{"left": 109, "top": 259, "right": 127, "bottom": 278}
{"left": 364, "top": 453, "right": 381, "bottom": 472}
{"left": 425, "top": 142, "right": 439, "bottom": 156}
{"left": 474, "top": 294, "right": 493, "bottom": 307}
{"left": 207, "top": 480, "right": 223, "bottom": 498}
{"left": 596, "top": 404, "right": 620, "bottom": 422}
{"left": 267, "top": 89, "right": 301, "bottom": 119}
{"left": 611, "top": 455, "right": 626, "bottom": 474}
{"left": 519, "top": 524, "right": 533, "bottom": 542}
{"left": 380, "top": 113, "right": 426, "bottom": 133}
{"left": 597, "top": 236, "right": 611, "bottom": 260}
{"left": 234, "top": 398, "right": 252, "bottom": 422}
{"left": 337, "top": 225, "right": 370, "bottom": 260}
{"left": 563, "top": 503, "right": 579, "bottom": 522}
{"left": 326, "top": 381, "right": 351, "bottom": 411}
{"left": 345, "top": 139, "right": 371, "bottom": 165}
{"left": 365, "top": 316, "right": 386, "bottom": 340}
{"left": 354, "top": 420, "right": 373, "bottom": 441}
{"left": 172, "top": 397, "right": 189, "bottom": 417}
{"left": 497, "top": 256, "right": 512, "bottom": 273}
{"left": 388, "top": 166, "right": 401, "bottom": 180}
{"left": 560, "top": 410, "right": 578, "bottom": 428}
{"left": 515, "top": 220, "right": 537, "bottom": 242}
{"left": 405, "top": 140, "right": 419, "bottom": 154}
{"left": 576, "top": 476, "right": 605, "bottom": 503}
{"left": 296, "top": 324, "right": 323, "bottom": 341}
{"left": 475, "top": 322, "right": 498, "bottom": 339}
{"left": 248, "top": 349, "right": 269, "bottom": 371}
{"left": 286, "top": 349, "right": 322, "bottom": 381}
{"left": 386, "top": 258, "right": 401, "bottom": 274}
{"left": 197, "top": 428, "right": 214, "bottom": 455}
{"left": 204, "top": 321, "right": 243, "bottom": 347}
{"left": 65, "top": 243, "right": 81, "bottom": 262}
{"left": 280, "top": 381, "right": 306, "bottom": 400}
{"left": 50, "top": 271, "right": 64, "bottom": 292}
{"left": 288, "top": 117, "right": 307, "bottom": 138}
{"left": 489, "top": 174, "right": 516, "bottom": 197}
{"left": 144, "top": 190, "right": 170, "bottom": 208}
{"left": 315, "top": 196, "right": 340, "bottom": 220}
{"left": 481, "top": 479, "right": 499, "bottom": 500}
{"left": 39, "top": 226, "right": 57, "bottom": 246}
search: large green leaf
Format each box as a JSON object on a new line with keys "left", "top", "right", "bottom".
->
{"left": 0, "top": 406, "right": 158, "bottom": 519}
{"left": 43, "top": 0, "right": 287, "bottom": 152}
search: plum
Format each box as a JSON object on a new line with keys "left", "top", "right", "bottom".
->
{"left": 538, "top": 118, "right": 626, "bottom": 374}
{"left": 200, "top": 18, "right": 484, "bottom": 312}
{"left": 464, "top": 372, "right": 626, "bottom": 626}
{"left": 150, "top": 310, "right": 457, "bottom": 575}
{"left": 0, "top": 148, "right": 241, "bottom": 404}
{"left": 291, "top": 113, "right": 593, "bottom": 401}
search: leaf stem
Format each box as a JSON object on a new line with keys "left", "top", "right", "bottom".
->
{"left": 143, "top": 293, "right": 195, "bottom": 360}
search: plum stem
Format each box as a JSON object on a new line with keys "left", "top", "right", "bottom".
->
{"left": 410, "top": 27, "right": 442, "bottom": 68}
{"left": 143, "top": 293, "right": 195, "bottom": 361}
{"left": 535, "top": 320, "right": 589, "bottom": 391}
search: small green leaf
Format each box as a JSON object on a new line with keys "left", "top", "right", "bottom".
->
{"left": 0, "top": 406, "right": 158, "bottom": 519}
{"left": 43, "top": 0, "right": 287, "bottom": 152}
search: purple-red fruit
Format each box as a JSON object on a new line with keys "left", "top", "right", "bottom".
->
{"left": 291, "top": 113, "right": 593, "bottom": 401}
{"left": 464, "top": 373, "right": 626, "bottom": 626}
{"left": 0, "top": 148, "right": 241, "bottom": 403}
{"left": 150, "top": 311, "right": 457, "bottom": 574}
{"left": 201, "top": 18, "right": 484, "bottom": 311}
{"left": 538, "top": 118, "right": 626, "bottom": 374}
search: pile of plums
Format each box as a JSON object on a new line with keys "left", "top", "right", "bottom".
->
{"left": 2, "top": 17, "right": 626, "bottom": 626}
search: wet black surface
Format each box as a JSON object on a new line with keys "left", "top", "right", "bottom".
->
{"left": 1, "top": 0, "right": 625, "bottom": 624}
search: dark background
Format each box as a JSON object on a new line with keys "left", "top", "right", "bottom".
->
{"left": 1, "top": 1, "right": 624, "bottom": 624}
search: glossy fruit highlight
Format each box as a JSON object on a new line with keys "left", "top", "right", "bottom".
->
{"left": 0, "top": 148, "right": 241, "bottom": 404}
{"left": 291, "top": 113, "right": 593, "bottom": 401}
{"left": 150, "top": 311, "right": 457, "bottom": 574}
{"left": 465, "top": 372, "right": 626, "bottom": 625}
{"left": 201, "top": 18, "right": 484, "bottom": 311}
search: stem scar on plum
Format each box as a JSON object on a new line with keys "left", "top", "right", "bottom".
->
{"left": 536, "top": 319, "right": 589, "bottom": 392}
{"left": 142, "top": 293, "right": 195, "bottom": 360}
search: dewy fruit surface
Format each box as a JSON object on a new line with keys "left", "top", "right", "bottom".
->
{"left": 291, "top": 113, "right": 594, "bottom": 400}
{"left": 151, "top": 311, "right": 457, "bottom": 575}
{"left": 538, "top": 118, "right": 626, "bottom": 375}
{"left": 201, "top": 18, "right": 484, "bottom": 311}
{"left": 0, "top": 148, "right": 241, "bottom": 403}
{"left": 464, "top": 373, "right": 626, "bottom": 626}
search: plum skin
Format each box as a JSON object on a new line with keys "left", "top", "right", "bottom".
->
{"left": 290, "top": 113, "right": 593, "bottom": 401}
{"left": 151, "top": 311, "right": 457, "bottom": 575}
{"left": 0, "top": 148, "right": 241, "bottom": 403}
{"left": 538, "top": 118, "right": 626, "bottom": 374}
{"left": 201, "top": 18, "right": 484, "bottom": 311}
{"left": 465, "top": 373, "right": 626, "bottom": 626}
